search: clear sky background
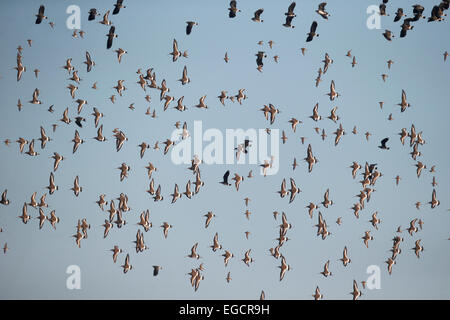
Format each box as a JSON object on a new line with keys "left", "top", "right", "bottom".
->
{"left": 0, "top": 0, "right": 449, "bottom": 299}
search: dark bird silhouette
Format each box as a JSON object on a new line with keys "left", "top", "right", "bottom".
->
{"left": 285, "top": 2, "right": 296, "bottom": 17}
{"left": 383, "top": 29, "right": 394, "bottom": 41}
{"left": 284, "top": 15, "right": 295, "bottom": 28}
{"left": 75, "top": 117, "right": 86, "bottom": 128}
{"left": 379, "top": 4, "right": 389, "bottom": 16}
{"left": 220, "top": 170, "right": 231, "bottom": 186}
{"left": 35, "top": 5, "right": 47, "bottom": 24}
{"left": 256, "top": 51, "right": 267, "bottom": 67}
{"left": 88, "top": 8, "right": 100, "bottom": 21}
{"left": 252, "top": 9, "right": 264, "bottom": 22}
{"left": 428, "top": 5, "right": 446, "bottom": 22}
{"left": 306, "top": 21, "right": 319, "bottom": 42}
{"left": 400, "top": 18, "right": 414, "bottom": 38}
{"left": 186, "top": 21, "right": 198, "bottom": 35}
{"left": 153, "top": 265, "right": 162, "bottom": 276}
{"left": 106, "top": 26, "right": 117, "bottom": 49}
{"left": 113, "top": 0, "right": 126, "bottom": 15}
{"left": 394, "top": 8, "right": 406, "bottom": 22}
{"left": 283, "top": 2, "right": 296, "bottom": 28}
{"left": 228, "top": 1, "right": 241, "bottom": 18}
{"left": 411, "top": 5, "right": 426, "bottom": 21}
{"left": 379, "top": 138, "right": 390, "bottom": 150}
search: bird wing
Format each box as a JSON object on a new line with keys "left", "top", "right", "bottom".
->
{"left": 113, "top": 3, "right": 121, "bottom": 14}
{"left": 107, "top": 28, "right": 115, "bottom": 49}
{"left": 288, "top": 2, "right": 296, "bottom": 13}
{"left": 280, "top": 267, "right": 286, "bottom": 281}
{"left": 313, "top": 103, "right": 319, "bottom": 114}
{"left": 353, "top": 280, "right": 358, "bottom": 291}
{"left": 281, "top": 212, "right": 288, "bottom": 225}
{"left": 324, "top": 189, "right": 329, "bottom": 201}
{"left": 310, "top": 21, "right": 318, "bottom": 33}
{"left": 223, "top": 170, "right": 230, "bottom": 183}
{"left": 86, "top": 51, "right": 91, "bottom": 62}
{"left": 307, "top": 144, "right": 313, "bottom": 157}
{"left": 186, "top": 23, "right": 192, "bottom": 35}
{"left": 400, "top": 28, "right": 407, "bottom": 38}
{"left": 270, "top": 109, "right": 276, "bottom": 124}
{"left": 88, "top": 9, "right": 96, "bottom": 20}
{"left": 40, "top": 126, "right": 46, "bottom": 138}
{"left": 285, "top": 15, "right": 294, "bottom": 25}
{"left": 281, "top": 178, "right": 286, "bottom": 192}
{"left": 290, "top": 178, "right": 297, "bottom": 190}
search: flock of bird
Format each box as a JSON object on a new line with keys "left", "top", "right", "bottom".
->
{"left": 380, "top": 0, "right": 449, "bottom": 40}
{"left": 0, "top": 1, "right": 449, "bottom": 300}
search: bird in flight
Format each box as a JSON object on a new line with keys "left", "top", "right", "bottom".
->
{"left": 252, "top": 9, "right": 264, "bottom": 23}
{"left": 113, "top": 0, "right": 126, "bottom": 15}
{"left": 186, "top": 21, "right": 198, "bottom": 35}
{"left": 306, "top": 21, "right": 319, "bottom": 42}
{"left": 35, "top": 5, "right": 47, "bottom": 24}
{"left": 316, "top": 3, "right": 330, "bottom": 20}
{"left": 379, "top": 138, "right": 390, "bottom": 150}
{"left": 106, "top": 26, "right": 117, "bottom": 49}
{"left": 228, "top": 1, "right": 241, "bottom": 18}
{"left": 220, "top": 170, "right": 231, "bottom": 186}
{"left": 283, "top": 2, "right": 296, "bottom": 28}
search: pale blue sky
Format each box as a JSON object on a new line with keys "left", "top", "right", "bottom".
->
{"left": 0, "top": 0, "right": 449, "bottom": 299}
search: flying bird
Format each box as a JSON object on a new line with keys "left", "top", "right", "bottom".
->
{"left": 106, "top": 26, "right": 117, "bottom": 49}
{"left": 383, "top": 29, "right": 394, "bottom": 41}
{"left": 113, "top": 0, "right": 126, "bottom": 15}
{"left": 228, "top": 1, "right": 241, "bottom": 18}
{"left": 316, "top": 3, "right": 330, "bottom": 19}
{"left": 379, "top": 138, "right": 390, "bottom": 150}
{"left": 186, "top": 21, "right": 198, "bottom": 35}
{"left": 220, "top": 170, "right": 231, "bottom": 186}
{"left": 88, "top": 8, "right": 100, "bottom": 21}
{"left": 252, "top": 9, "right": 264, "bottom": 22}
{"left": 306, "top": 21, "right": 319, "bottom": 42}
{"left": 397, "top": 89, "right": 410, "bottom": 112}
{"left": 35, "top": 5, "right": 47, "bottom": 24}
